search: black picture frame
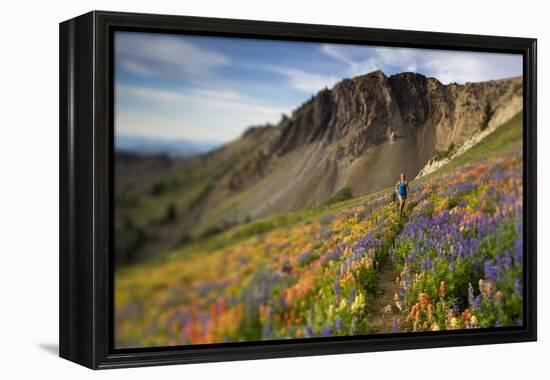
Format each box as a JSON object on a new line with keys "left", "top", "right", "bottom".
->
{"left": 59, "top": 10, "right": 537, "bottom": 369}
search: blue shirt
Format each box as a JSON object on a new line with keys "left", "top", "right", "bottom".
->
{"left": 398, "top": 181, "right": 407, "bottom": 196}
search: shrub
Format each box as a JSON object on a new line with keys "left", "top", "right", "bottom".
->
{"left": 326, "top": 187, "right": 353, "bottom": 205}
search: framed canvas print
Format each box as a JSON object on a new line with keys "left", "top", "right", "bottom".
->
{"left": 59, "top": 11, "right": 537, "bottom": 369}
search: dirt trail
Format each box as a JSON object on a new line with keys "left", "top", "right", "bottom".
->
{"left": 368, "top": 203, "right": 416, "bottom": 333}
{"left": 369, "top": 261, "right": 400, "bottom": 333}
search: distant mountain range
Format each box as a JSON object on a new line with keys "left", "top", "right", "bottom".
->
{"left": 115, "top": 135, "right": 221, "bottom": 158}
{"left": 115, "top": 70, "right": 523, "bottom": 265}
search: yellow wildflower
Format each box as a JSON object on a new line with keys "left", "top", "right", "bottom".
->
{"left": 351, "top": 293, "right": 366, "bottom": 315}
{"left": 328, "top": 304, "right": 335, "bottom": 319}
{"left": 450, "top": 317, "right": 460, "bottom": 329}
{"left": 338, "top": 298, "right": 347, "bottom": 312}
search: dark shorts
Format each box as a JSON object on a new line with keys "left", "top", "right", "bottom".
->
{"left": 398, "top": 193, "right": 407, "bottom": 200}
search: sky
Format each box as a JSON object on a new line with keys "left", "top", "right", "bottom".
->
{"left": 114, "top": 31, "right": 522, "bottom": 145}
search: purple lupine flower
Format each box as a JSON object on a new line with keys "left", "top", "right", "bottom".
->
{"left": 392, "top": 317, "right": 399, "bottom": 332}
{"left": 304, "top": 325, "right": 315, "bottom": 338}
{"left": 398, "top": 286, "right": 405, "bottom": 300}
{"left": 449, "top": 261, "right": 455, "bottom": 273}
{"left": 328, "top": 248, "right": 342, "bottom": 261}
{"left": 504, "top": 250, "right": 513, "bottom": 268}
{"left": 334, "top": 275, "right": 341, "bottom": 302}
{"left": 473, "top": 262, "right": 481, "bottom": 274}
{"left": 473, "top": 295, "right": 482, "bottom": 310}
{"left": 426, "top": 257, "right": 435, "bottom": 271}
{"left": 484, "top": 260, "right": 498, "bottom": 282}
{"left": 320, "top": 326, "right": 333, "bottom": 337}
{"left": 496, "top": 253, "right": 513, "bottom": 271}
{"left": 419, "top": 259, "right": 426, "bottom": 272}
{"left": 335, "top": 316, "right": 343, "bottom": 333}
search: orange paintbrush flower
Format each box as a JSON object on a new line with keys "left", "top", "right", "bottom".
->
{"left": 418, "top": 293, "right": 430, "bottom": 309}
{"left": 439, "top": 281, "right": 447, "bottom": 296}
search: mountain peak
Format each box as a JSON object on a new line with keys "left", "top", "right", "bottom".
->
{"left": 390, "top": 71, "right": 425, "bottom": 79}
{"left": 367, "top": 69, "right": 387, "bottom": 77}
{"left": 351, "top": 69, "right": 388, "bottom": 83}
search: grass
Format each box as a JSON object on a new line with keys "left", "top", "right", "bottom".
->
{"left": 428, "top": 112, "right": 522, "bottom": 176}
{"left": 325, "top": 187, "right": 354, "bottom": 205}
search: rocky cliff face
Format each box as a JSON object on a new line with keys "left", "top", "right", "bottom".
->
{"left": 239, "top": 71, "right": 522, "bottom": 162}
{"left": 215, "top": 71, "right": 522, "bottom": 212}
{"left": 117, "top": 70, "right": 522, "bottom": 249}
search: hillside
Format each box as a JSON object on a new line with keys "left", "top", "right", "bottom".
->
{"left": 115, "top": 111, "right": 523, "bottom": 347}
{"left": 115, "top": 70, "right": 522, "bottom": 265}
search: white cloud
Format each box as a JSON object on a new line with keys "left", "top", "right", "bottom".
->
{"left": 320, "top": 44, "right": 378, "bottom": 77}
{"left": 117, "top": 85, "right": 286, "bottom": 118}
{"left": 115, "top": 32, "right": 230, "bottom": 80}
{"left": 320, "top": 43, "right": 522, "bottom": 84}
{"left": 267, "top": 67, "right": 341, "bottom": 94}
{"left": 115, "top": 84, "right": 289, "bottom": 141}
{"left": 371, "top": 47, "right": 417, "bottom": 66}
{"left": 421, "top": 52, "right": 520, "bottom": 84}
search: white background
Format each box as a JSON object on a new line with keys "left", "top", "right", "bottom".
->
{"left": 0, "top": 0, "right": 547, "bottom": 378}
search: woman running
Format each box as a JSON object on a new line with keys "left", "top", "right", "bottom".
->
{"left": 396, "top": 173, "right": 409, "bottom": 217}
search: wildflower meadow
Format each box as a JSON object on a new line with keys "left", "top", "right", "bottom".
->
{"left": 115, "top": 115, "right": 523, "bottom": 348}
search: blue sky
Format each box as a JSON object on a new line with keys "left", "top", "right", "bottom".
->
{"left": 115, "top": 31, "right": 522, "bottom": 144}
